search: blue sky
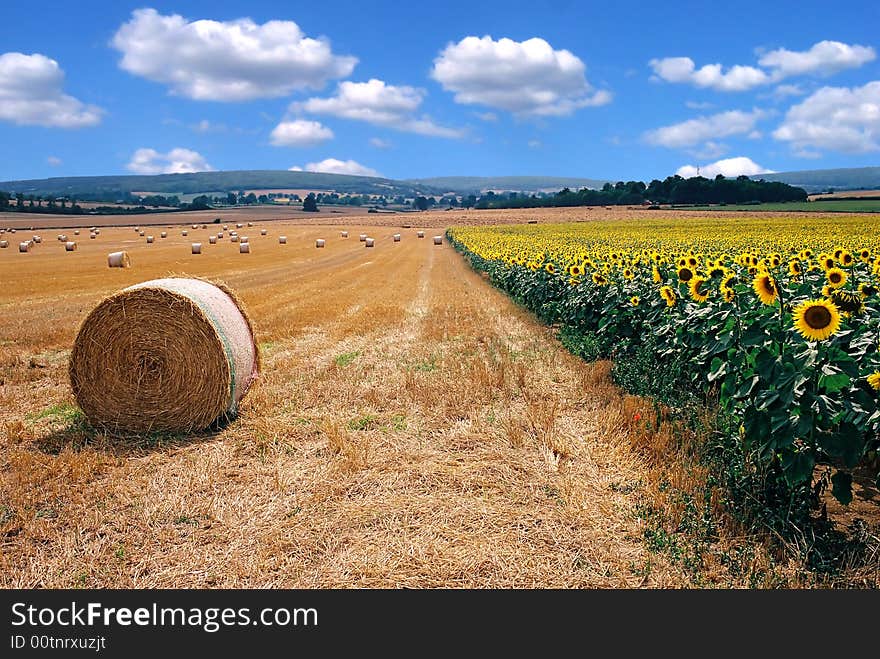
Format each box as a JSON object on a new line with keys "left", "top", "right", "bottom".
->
{"left": 1, "top": 0, "right": 878, "bottom": 182}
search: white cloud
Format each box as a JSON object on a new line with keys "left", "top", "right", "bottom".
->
{"left": 685, "top": 100, "right": 714, "bottom": 110}
{"left": 758, "top": 40, "right": 875, "bottom": 78}
{"left": 768, "top": 84, "right": 806, "bottom": 100}
{"left": 692, "top": 141, "right": 728, "bottom": 160}
{"left": 127, "top": 147, "right": 213, "bottom": 174}
{"left": 269, "top": 119, "right": 333, "bottom": 147}
{"left": 644, "top": 109, "right": 766, "bottom": 148}
{"left": 0, "top": 52, "right": 103, "bottom": 127}
{"left": 773, "top": 81, "right": 880, "bottom": 154}
{"left": 650, "top": 41, "right": 875, "bottom": 93}
{"left": 369, "top": 137, "right": 392, "bottom": 148}
{"left": 192, "top": 119, "right": 228, "bottom": 133}
{"left": 475, "top": 111, "right": 498, "bottom": 122}
{"left": 291, "top": 158, "right": 380, "bottom": 177}
{"left": 650, "top": 57, "right": 769, "bottom": 92}
{"left": 111, "top": 8, "right": 356, "bottom": 101}
{"left": 296, "top": 79, "right": 464, "bottom": 138}
{"left": 431, "top": 35, "right": 611, "bottom": 116}
{"left": 676, "top": 156, "right": 775, "bottom": 178}
{"left": 47, "top": 156, "right": 62, "bottom": 166}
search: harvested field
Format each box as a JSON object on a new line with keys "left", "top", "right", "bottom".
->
{"left": 2, "top": 207, "right": 874, "bottom": 588}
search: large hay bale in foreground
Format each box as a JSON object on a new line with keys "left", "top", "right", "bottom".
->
{"left": 69, "top": 277, "right": 260, "bottom": 434}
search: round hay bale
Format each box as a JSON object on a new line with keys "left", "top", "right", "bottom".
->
{"left": 32, "top": 235, "right": 42, "bottom": 243}
{"left": 239, "top": 243, "right": 250, "bottom": 254}
{"left": 139, "top": 230, "right": 145, "bottom": 236}
{"left": 58, "top": 234, "right": 67, "bottom": 242}
{"left": 89, "top": 233, "right": 97, "bottom": 239}
{"left": 160, "top": 231, "right": 167, "bottom": 239}
{"left": 192, "top": 243, "right": 202, "bottom": 254}
{"left": 192, "top": 224, "right": 199, "bottom": 230}
{"left": 240, "top": 236, "right": 249, "bottom": 243}
{"left": 359, "top": 234, "right": 367, "bottom": 242}
{"left": 0, "top": 240, "right": 8, "bottom": 248}
{"left": 278, "top": 236, "right": 287, "bottom": 244}
{"left": 69, "top": 277, "right": 260, "bottom": 434}
{"left": 209, "top": 235, "right": 218, "bottom": 245}
{"left": 365, "top": 238, "right": 375, "bottom": 248}
{"left": 182, "top": 230, "right": 188, "bottom": 237}
{"left": 65, "top": 241, "right": 77, "bottom": 251}
{"left": 230, "top": 235, "right": 240, "bottom": 243}
{"left": 316, "top": 239, "right": 325, "bottom": 248}
{"left": 19, "top": 241, "right": 32, "bottom": 252}
{"left": 74, "top": 229, "right": 80, "bottom": 235}
{"left": 93, "top": 229, "right": 100, "bottom": 235}
{"left": 201, "top": 224, "right": 207, "bottom": 229}
{"left": 223, "top": 225, "right": 229, "bottom": 230}
{"left": 393, "top": 233, "right": 401, "bottom": 242}
{"left": 146, "top": 236, "right": 154, "bottom": 244}
{"left": 417, "top": 231, "right": 425, "bottom": 238}
{"left": 108, "top": 251, "right": 131, "bottom": 268}
{"left": 134, "top": 227, "right": 140, "bottom": 232}
{"left": 260, "top": 229, "right": 267, "bottom": 236}
{"left": 217, "top": 232, "right": 224, "bottom": 239}
{"left": 433, "top": 236, "right": 443, "bottom": 245}
{"left": 341, "top": 231, "right": 349, "bottom": 238}
{"left": 247, "top": 222, "right": 253, "bottom": 227}
{"left": 236, "top": 223, "right": 243, "bottom": 229}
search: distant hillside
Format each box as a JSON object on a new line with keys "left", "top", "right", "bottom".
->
{"left": 0, "top": 170, "right": 445, "bottom": 200}
{"left": 405, "top": 176, "right": 610, "bottom": 194}
{"left": 750, "top": 167, "right": 880, "bottom": 192}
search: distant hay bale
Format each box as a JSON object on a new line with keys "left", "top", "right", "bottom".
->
{"left": 146, "top": 236, "right": 154, "bottom": 243}
{"left": 57, "top": 234, "right": 66, "bottom": 242}
{"left": 201, "top": 224, "right": 207, "bottom": 229}
{"left": 74, "top": 230, "right": 80, "bottom": 235}
{"left": 239, "top": 243, "right": 250, "bottom": 253}
{"left": 365, "top": 238, "right": 375, "bottom": 247}
{"left": 433, "top": 236, "right": 443, "bottom": 245}
{"left": 217, "top": 232, "right": 224, "bottom": 239}
{"left": 108, "top": 251, "right": 131, "bottom": 268}
{"left": 209, "top": 235, "right": 217, "bottom": 245}
{"left": 0, "top": 240, "right": 8, "bottom": 248}
{"left": 393, "top": 233, "right": 401, "bottom": 242}
{"left": 278, "top": 236, "right": 287, "bottom": 244}
{"left": 247, "top": 222, "right": 253, "bottom": 227}
{"left": 316, "top": 239, "right": 325, "bottom": 248}
{"left": 223, "top": 224, "right": 228, "bottom": 230}
{"left": 192, "top": 224, "right": 198, "bottom": 229}
{"left": 93, "top": 229, "right": 100, "bottom": 235}
{"left": 32, "top": 235, "right": 41, "bottom": 243}
{"left": 359, "top": 234, "right": 367, "bottom": 242}
{"left": 341, "top": 231, "right": 349, "bottom": 238}
{"left": 191, "top": 243, "right": 202, "bottom": 254}
{"left": 260, "top": 229, "right": 267, "bottom": 236}
{"left": 65, "top": 241, "right": 77, "bottom": 251}
{"left": 139, "top": 230, "right": 145, "bottom": 236}
{"left": 417, "top": 231, "right": 425, "bottom": 238}
{"left": 240, "top": 236, "right": 249, "bottom": 243}
{"left": 19, "top": 241, "right": 32, "bottom": 252}
{"left": 182, "top": 230, "right": 188, "bottom": 237}
{"left": 231, "top": 235, "right": 240, "bottom": 243}
{"left": 134, "top": 227, "right": 140, "bottom": 232}
{"left": 236, "top": 223, "right": 243, "bottom": 228}
{"left": 160, "top": 231, "right": 167, "bottom": 238}
{"left": 69, "top": 277, "right": 260, "bottom": 434}
{"left": 89, "top": 233, "right": 97, "bottom": 239}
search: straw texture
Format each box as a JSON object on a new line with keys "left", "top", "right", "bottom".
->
{"left": 69, "top": 277, "right": 260, "bottom": 434}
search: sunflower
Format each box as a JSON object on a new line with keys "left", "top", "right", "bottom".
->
{"left": 820, "top": 255, "right": 835, "bottom": 270}
{"left": 722, "top": 287, "right": 736, "bottom": 303}
{"left": 677, "top": 266, "right": 694, "bottom": 282}
{"left": 753, "top": 272, "right": 778, "bottom": 305}
{"left": 830, "top": 289, "right": 864, "bottom": 314}
{"left": 721, "top": 273, "right": 737, "bottom": 290}
{"left": 788, "top": 260, "right": 803, "bottom": 277}
{"left": 623, "top": 268, "right": 634, "bottom": 280}
{"left": 826, "top": 267, "right": 847, "bottom": 288}
{"left": 568, "top": 264, "right": 583, "bottom": 277}
{"left": 544, "top": 262, "right": 556, "bottom": 274}
{"left": 592, "top": 272, "right": 608, "bottom": 286}
{"left": 867, "top": 372, "right": 880, "bottom": 391}
{"left": 859, "top": 283, "right": 878, "bottom": 298}
{"left": 652, "top": 266, "right": 662, "bottom": 283}
{"left": 709, "top": 265, "right": 726, "bottom": 279}
{"left": 660, "top": 285, "right": 676, "bottom": 307}
{"left": 630, "top": 296, "right": 640, "bottom": 307}
{"left": 689, "top": 275, "right": 710, "bottom": 303}
{"left": 792, "top": 299, "right": 841, "bottom": 341}
{"left": 839, "top": 251, "right": 853, "bottom": 267}
{"left": 860, "top": 249, "right": 871, "bottom": 262}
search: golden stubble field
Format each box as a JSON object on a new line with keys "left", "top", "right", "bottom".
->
{"left": 3, "top": 207, "right": 867, "bottom": 588}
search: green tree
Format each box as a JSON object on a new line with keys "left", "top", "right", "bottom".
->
{"left": 303, "top": 193, "right": 319, "bottom": 212}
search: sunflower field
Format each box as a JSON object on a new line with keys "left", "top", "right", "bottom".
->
{"left": 448, "top": 216, "right": 880, "bottom": 507}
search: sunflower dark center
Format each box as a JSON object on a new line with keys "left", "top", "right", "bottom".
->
{"left": 804, "top": 306, "right": 832, "bottom": 329}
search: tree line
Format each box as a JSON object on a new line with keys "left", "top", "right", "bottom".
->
{"left": 472, "top": 175, "right": 808, "bottom": 210}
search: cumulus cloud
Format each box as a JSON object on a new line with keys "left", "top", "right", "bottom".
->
{"left": 111, "top": 8, "right": 356, "bottom": 101}
{"left": 650, "top": 57, "right": 769, "bottom": 92}
{"left": 269, "top": 119, "right": 334, "bottom": 147}
{"left": 431, "top": 35, "right": 611, "bottom": 116}
{"left": 296, "top": 79, "right": 464, "bottom": 138}
{"left": 644, "top": 109, "right": 766, "bottom": 148}
{"left": 758, "top": 40, "right": 875, "bottom": 78}
{"left": 47, "top": 156, "right": 62, "bottom": 166}
{"left": 127, "top": 147, "right": 213, "bottom": 174}
{"left": 676, "top": 156, "right": 775, "bottom": 178}
{"left": 0, "top": 52, "right": 103, "bottom": 127}
{"left": 289, "top": 158, "right": 380, "bottom": 176}
{"left": 773, "top": 81, "right": 880, "bottom": 154}
{"left": 650, "top": 40, "right": 875, "bottom": 92}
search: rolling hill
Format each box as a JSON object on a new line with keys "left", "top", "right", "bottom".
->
{"left": 404, "top": 176, "right": 610, "bottom": 194}
{"left": 750, "top": 167, "right": 880, "bottom": 192}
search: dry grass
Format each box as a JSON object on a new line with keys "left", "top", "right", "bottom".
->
{"left": 2, "top": 208, "right": 875, "bottom": 588}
